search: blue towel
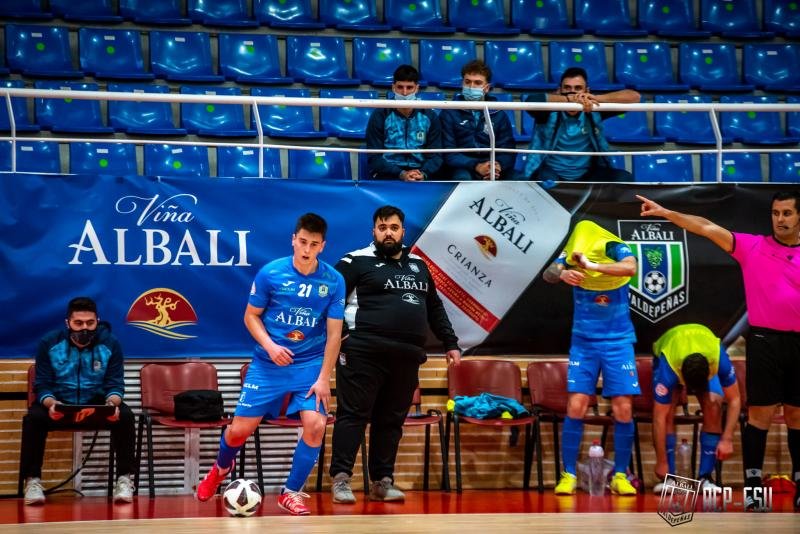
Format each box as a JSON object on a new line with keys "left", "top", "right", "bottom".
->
{"left": 453, "top": 393, "right": 529, "bottom": 419}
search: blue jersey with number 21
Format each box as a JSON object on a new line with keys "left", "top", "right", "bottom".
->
{"left": 249, "top": 256, "right": 345, "bottom": 366}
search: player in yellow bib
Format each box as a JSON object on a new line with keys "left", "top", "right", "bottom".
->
{"left": 651, "top": 323, "right": 741, "bottom": 493}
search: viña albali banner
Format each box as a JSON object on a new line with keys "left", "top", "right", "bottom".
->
{"left": 0, "top": 175, "right": 789, "bottom": 358}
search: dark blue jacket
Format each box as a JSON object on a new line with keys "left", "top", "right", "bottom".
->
{"left": 365, "top": 107, "right": 442, "bottom": 179}
{"left": 34, "top": 322, "right": 125, "bottom": 405}
{"left": 439, "top": 94, "right": 516, "bottom": 179}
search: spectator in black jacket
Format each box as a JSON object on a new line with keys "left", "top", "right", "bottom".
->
{"left": 329, "top": 205, "right": 461, "bottom": 504}
{"left": 21, "top": 297, "right": 135, "bottom": 506}
{"left": 365, "top": 65, "right": 442, "bottom": 181}
{"left": 440, "top": 60, "right": 516, "bottom": 180}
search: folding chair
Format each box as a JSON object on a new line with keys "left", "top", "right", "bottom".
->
{"left": 446, "top": 360, "right": 536, "bottom": 492}
{"left": 135, "top": 362, "right": 231, "bottom": 498}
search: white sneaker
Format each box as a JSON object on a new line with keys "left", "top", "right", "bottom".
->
{"left": 699, "top": 477, "right": 721, "bottom": 492}
{"left": 113, "top": 474, "right": 135, "bottom": 503}
{"left": 24, "top": 477, "right": 45, "bottom": 505}
{"left": 653, "top": 481, "right": 665, "bottom": 494}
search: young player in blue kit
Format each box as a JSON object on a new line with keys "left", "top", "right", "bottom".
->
{"left": 543, "top": 220, "right": 640, "bottom": 496}
{"left": 651, "top": 323, "right": 741, "bottom": 493}
{"left": 197, "top": 213, "right": 345, "bottom": 516}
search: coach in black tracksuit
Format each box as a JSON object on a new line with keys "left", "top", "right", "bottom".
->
{"left": 329, "top": 205, "right": 461, "bottom": 503}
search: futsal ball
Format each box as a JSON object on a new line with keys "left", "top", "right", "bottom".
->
{"left": 223, "top": 479, "right": 262, "bottom": 517}
{"left": 643, "top": 270, "right": 666, "bottom": 295}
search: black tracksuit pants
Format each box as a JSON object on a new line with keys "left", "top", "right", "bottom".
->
{"left": 329, "top": 335, "right": 422, "bottom": 482}
{"left": 20, "top": 400, "right": 136, "bottom": 479}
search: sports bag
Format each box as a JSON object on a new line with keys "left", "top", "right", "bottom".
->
{"left": 173, "top": 390, "right": 224, "bottom": 421}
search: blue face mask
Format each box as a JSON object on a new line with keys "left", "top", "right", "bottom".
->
{"left": 462, "top": 87, "right": 485, "bottom": 101}
{"left": 393, "top": 91, "right": 417, "bottom": 101}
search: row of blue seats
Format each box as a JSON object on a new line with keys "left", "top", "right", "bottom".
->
{"left": 2, "top": 0, "right": 798, "bottom": 39}
{"left": 2, "top": 140, "right": 799, "bottom": 183}
{"left": 5, "top": 24, "right": 800, "bottom": 92}
{"left": 3, "top": 79, "right": 799, "bottom": 145}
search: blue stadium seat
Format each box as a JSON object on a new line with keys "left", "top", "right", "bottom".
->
{"left": 254, "top": 0, "right": 325, "bottom": 29}
{"left": 447, "top": 0, "right": 520, "bottom": 35}
{"left": 510, "top": 0, "right": 583, "bottom": 36}
{"left": 286, "top": 36, "right": 359, "bottom": 86}
{"left": 789, "top": 96, "right": 800, "bottom": 137}
{"left": 217, "top": 146, "right": 283, "bottom": 178}
{"left": 119, "top": 0, "right": 191, "bottom": 25}
{"left": 0, "top": 0, "right": 52, "bottom": 19}
{"left": 5, "top": 24, "right": 82, "bottom": 78}
{"left": 603, "top": 111, "right": 666, "bottom": 144}
{"left": 149, "top": 31, "right": 224, "bottom": 83}
{"left": 574, "top": 0, "right": 648, "bottom": 37}
{"left": 413, "top": 91, "right": 445, "bottom": 115}
{"left": 250, "top": 87, "right": 328, "bottom": 138}
{"left": 288, "top": 149, "right": 352, "bottom": 180}
{"left": 701, "top": 152, "right": 762, "bottom": 182}
{"left": 769, "top": 152, "right": 800, "bottom": 182}
{"left": 218, "top": 33, "right": 292, "bottom": 85}
{"left": 320, "top": 89, "right": 378, "bottom": 139}
{"left": 108, "top": 83, "right": 187, "bottom": 136}
{"left": 633, "top": 153, "right": 694, "bottom": 182}
{"left": 188, "top": 0, "right": 257, "bottom": 27}
{"left": 144, "top": 144, "right": 210, "bottom": 177}
{"left": 78, "top": 28, "right": 153, "bottom": 81}
{"left": 743, "top": 44, "right": 800, "bottom": 92}
{"left": 606, "top": 155, "right": 627, "bottom": 172}
{"left": 384, "top": 0, "right": 455, "bottom": 33}
{"left": 50, "top": 0, "right": 122, "bottom": 22}
{"left": 764, "top": 0, "right": 800, "bottom": 37}
{"left": 637, "top": 0, "right": 711, "bottom": 38}
{"left": 614, "top": 42, "right": 688, "bottom": 92}
{"left": 419, "top": 39, "right": 477, "bottom": 88}
{"left": 0, "top": 141, "right": 60, "bottom": 173}
{"left": 69, "top": 142, "right": 137, "bottom": 175}
{"left": 654, "top": 93, "right": 732, "bottom": 145}
{"left": 357, "top": 148, "right": 371, "bottom": 181}
{"left": 319, "top": 0, "right": 390, "bottom": 31}
{"left": 548, "top": 41, "right": 624, "bottom": 92}
{"left": 720, "top": 95, "right": 800, "bottom": 145}
{"left": 700, "top": 0, "right": 773, "bottom": 39}
{"left": 484, "top": 40, "right": 555, "bottom": 90}
{"left": 492, "top": 92, "right": 529, "bottom": 142}
{"left": 0, "top": 80, "right": 40, "bottom": 132}
{"left": 180, "top": 86, "right": 253, "bottom": 137}
{"left": 353, "top": 37, "right": 412, "bottom": 87}
{"left": 678, "top": 43, "right": 754, "bottom": 92}
{"left": 34, "top": 81, "right": 114, "bottom": 133}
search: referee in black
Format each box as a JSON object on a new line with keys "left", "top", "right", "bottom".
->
{"left": 329, "top": 205, "right": 461, "bottom": 504}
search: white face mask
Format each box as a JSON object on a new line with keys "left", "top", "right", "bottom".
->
{"left": 394, "top": 91, "right": 417, "bottom": 101}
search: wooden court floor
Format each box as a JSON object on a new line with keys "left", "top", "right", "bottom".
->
{"left": 0, "top": 490, "right": 798, "bottom": 533}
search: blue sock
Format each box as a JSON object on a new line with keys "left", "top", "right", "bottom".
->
{"left": 216, "top": 433, "right": 240, "bottom": 471}
{"left": 284, "top": 438, "right": 321, "bottom": 492}
{"left": 613, "top": 420, "right": 635, "bottom": 475}
{"left": 699, "top": 431, "right": 720, "bottom": 479}
{"left": 561, "top": 417, "right": 584, "bottom": 476}
{"left": 666, "top": 433, "right": 677, "bottom": 474}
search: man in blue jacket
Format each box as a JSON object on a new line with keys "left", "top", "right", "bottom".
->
{"left": 20, "top": 297, "right": 135, "bottom": 505}
{"left": 365, "top": 65, "right": 442, "bottom": 181}
{"left": 523, "top": 67, "right": 639, "bottom": 182}
{"left": 440, "top": 60, "right": 516, "bottom": 180}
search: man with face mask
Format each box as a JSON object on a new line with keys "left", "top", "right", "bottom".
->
{"left": 522, "top": 67, "right": 640, "bottom": 182}
{"left": 20, "top": 297, "right": 135, "bottom": 505}
{"left": 329, "top": 205, "right": 461, "bottom": 504}
{"left": 439, "top": 60, "right": 516, "bottom": 180}
{"left": 365, "top": 65, "right": 443, "bottom": 181}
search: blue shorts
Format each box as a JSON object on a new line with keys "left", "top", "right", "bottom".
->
{"left": 652, "top": 356, "right": 723, "bottom": 404}
{"left": 234, "top": 358, "right": 328, "bottom": 418}
{"left": 568, "top": 338, "right": 641, "bottom": 397}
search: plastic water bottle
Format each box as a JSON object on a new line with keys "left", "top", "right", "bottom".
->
{"left": 588, "top": 440, "right": 605, "bottom": 497}
{"left": 676, "top": 438, "right": 692, "bottom": 477}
